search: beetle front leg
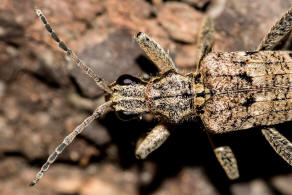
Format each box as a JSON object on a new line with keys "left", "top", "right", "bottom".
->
{"left": 135, "top": 32, "right": 178, "bottom": 74}
{"left": 135, "top": 123, "right": 170, "bottom": 159}
{"left": 262, "top": 127, "right": 292, "bottom": 166}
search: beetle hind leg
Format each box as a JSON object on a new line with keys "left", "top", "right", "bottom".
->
{"left": 262, "top": 127, "right": 292, "bottom": 166}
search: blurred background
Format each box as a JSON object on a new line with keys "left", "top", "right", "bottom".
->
{"left": 1, "top": 0, "right": 292, "bottom": 194}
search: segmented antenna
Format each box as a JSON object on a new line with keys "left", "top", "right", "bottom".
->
{"left": 34, "top": 8, "right": 112, "bottom": 94}
{"left": 30, "top": 101, "right": 112, "bottom": 186}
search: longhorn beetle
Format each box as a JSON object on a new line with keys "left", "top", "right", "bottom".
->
{"left": 31, "top": 7, "right": 292, "bottom": 185}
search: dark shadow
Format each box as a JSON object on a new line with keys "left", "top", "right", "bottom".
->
{"left": 101, "top": 112, "right": 155, "bottom": 168}
{"left": 22, "top": 70, "right": 61, "bottom": 89}
{"left": 135, "top": 55, "right": 160, "bottom": 77}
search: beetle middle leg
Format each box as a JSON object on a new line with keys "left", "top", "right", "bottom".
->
{"left": 206, "top": 132, "right": 239, "bottom": 180}
{"left": 196, "top": 16, "right": 214, "bottom": 70}
{"left": 197, "top": 16, "right": 239, "bottom": 180}
{"left": 214, "top": 146, "right": 239, "bottom": 180}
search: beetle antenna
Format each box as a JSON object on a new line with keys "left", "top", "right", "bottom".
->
{"left": 30, "top": 101, "right": 112, "bottom": 186}
{"left": 34, "top": 8, "right": 112, "bottom": 94}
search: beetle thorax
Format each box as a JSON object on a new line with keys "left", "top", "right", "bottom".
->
{"left": 146, "top": 71, "right": 195, "bottom": 123}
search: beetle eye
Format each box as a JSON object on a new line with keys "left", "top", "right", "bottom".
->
{"left": 116, "top": 74, "right": 142, "bottom": 85}
{"left": 116, "top": 111, "right": 138, "bottom": 121}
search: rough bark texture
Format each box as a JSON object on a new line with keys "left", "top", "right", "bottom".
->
{"left": 1, "top": 0, "right": 292, "bottom": 194}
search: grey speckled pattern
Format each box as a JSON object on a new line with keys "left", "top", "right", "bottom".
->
{"left": 201, "top": 51, "right": 292, "bottom": 133}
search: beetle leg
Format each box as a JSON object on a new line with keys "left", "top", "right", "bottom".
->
{"left": 206, "top": 132, "right": 239, "bottom": 180}
{"left": 196, "top": 16, "right": 214, "bottom": 71}
{"left": 135, "top": 123, "right": 170, "bottom": 159}
{"left": 214, "top": 146, "right": 239, "bottom": 180}
{"left": 262, "top": 127, "right": 292, "bottom": 166}
{"left": 135, "top": 32, "right": 177, "bottom": 74}
{"left": 257, "top": 7, "right": 292, "bottom": 51}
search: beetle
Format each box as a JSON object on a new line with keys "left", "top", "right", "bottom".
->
{"left": 31, "top": 7, "right": 292, "bottom": 185}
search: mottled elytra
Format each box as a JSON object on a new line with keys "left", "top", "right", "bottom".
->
{"left": 31, "top": 7, "right": 292, "bottom": 185}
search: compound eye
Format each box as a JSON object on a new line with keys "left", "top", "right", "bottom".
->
{"left": 116, "top": 74, "right": 141, "bottom": 86}
{"left": 116, "top": 111, "right": 138, "bottom": 121}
